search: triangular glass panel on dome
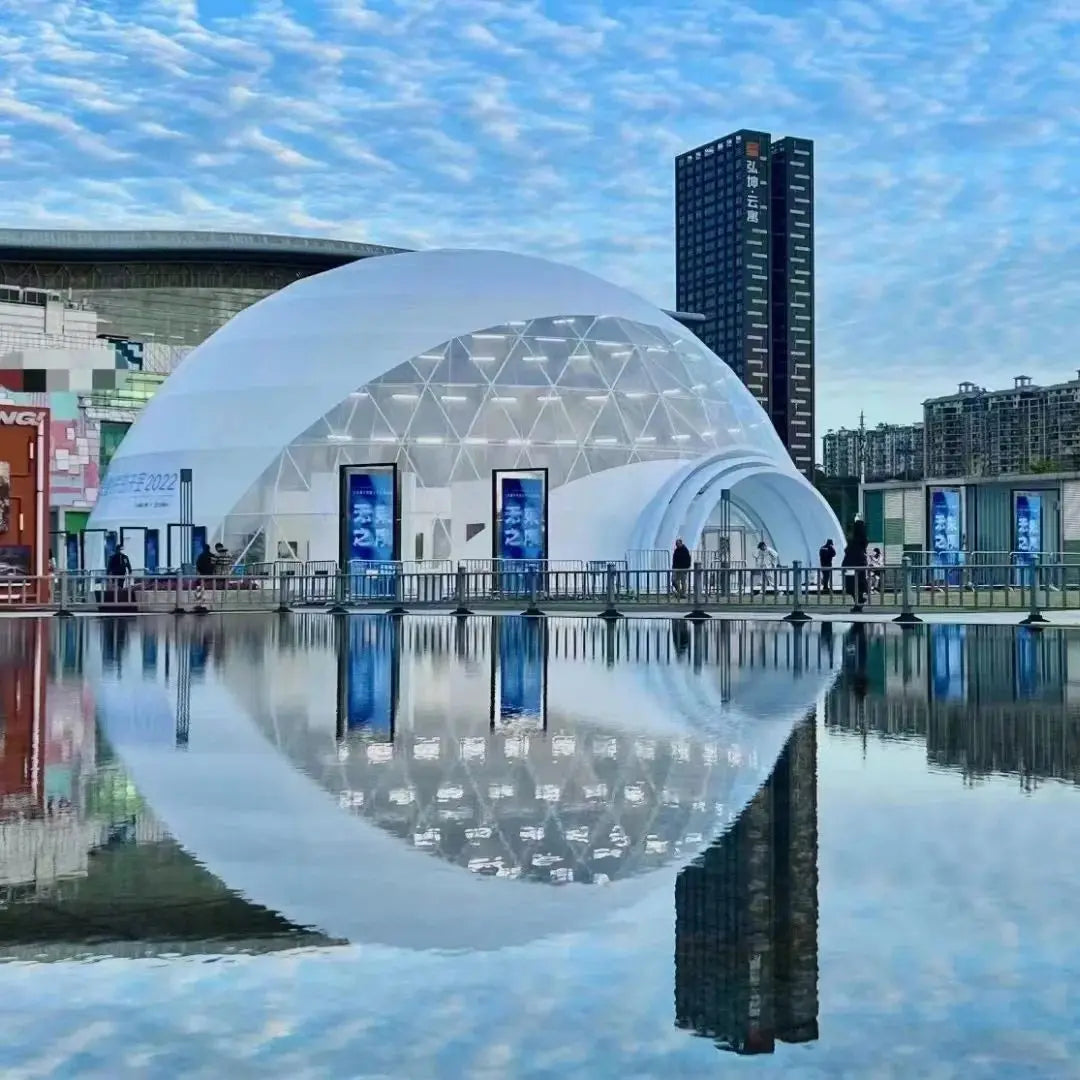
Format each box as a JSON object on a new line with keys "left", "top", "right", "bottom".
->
{"left": 409, "top": 344, "right": 448, "bottom": 381}
{"left": 507, "top": 387, "right": 552, "bottom": 440}
{"left": 637, "top": 401, "right": 675, "bottom": 444}
{"left": 402, "top": 388, "right": 455, "bottom": 442}
{"left": 643, "top": 358, "right": 684, "bottom": 395}
{"left": 275, "top": 449, "right": 310, "bottom": 493}
{"left": 494, "top": 339, "right": 554, "bottom": 389}
{"left": 339, "top": 396, "right": 381, "bottom": 441}
{"left": 369, "top": 358, "right": 421, "bottom": 386}
{"left": 449, "top": 450, "right": 482, "bottom": 483}
{"left": 613, "top": 394, "right": 658, "bottom": 442}
{"left": 467, "top": 395, "right": 525, "bottom": 442}
{"left": 703, "top": 397, "right": 740, "bottom": 441}
{"left": 586, "top": 342, "right": 630, "bottom": 389}
{"left": 428, "top": 338, "right": 497, "bottom": 387}
{"left": 550, "top": 348, "right": 607, "bottom": 391}
{"left": 288, "top": 442, "right": 337, "bottom": 477}
{"left": 611, "top": 351, "right": 655, "bottom": 396}
{"left": 584, "top": 399, "right": 630, "bottom": 446}
{"left": 526, "top": 398, "right": 580, "bottom": 444}
{"left": 405, "top": 443, "right": 454, "bottom": 488}
{"left": 587, "top": 316, "right": 631, "bottom": 345}
{"left": 666, "top": 395, "right": 711, "bottom": 436}
{"left": 368, "top": 384, "right": 423, "bottom": 439}
{"left": 563, "top": 451, "right": 592, "bottom": 484}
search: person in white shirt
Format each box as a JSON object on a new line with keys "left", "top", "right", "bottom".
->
{"left": 755, "top": 540, "right": 778, "bottom": 593}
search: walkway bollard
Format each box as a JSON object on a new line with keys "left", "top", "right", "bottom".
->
{"left": 328, "top": 568, "right": 349, "bottom": 615}
{"left": 1021, "top": 562, "right": 1048, "bottom": 626}
{"left": 451, "top": 564, "right": 473, "bottom": 617}
{"left": 686, "top": 560, "right": 711, "bottom": 621}
{"left": 599, "top": 561, "right": 622, "bottom": 620}
{"left": 893, "top": 557, "right": 923, "bottom": 626}
{"left": 521, "top": 567, "right": 544, "bottom": 618}
{"left": 782, "top": 560, "right": 811, "bottom": 623}
{"left": 55, "top": 572, "right": 74, "bottom": 619}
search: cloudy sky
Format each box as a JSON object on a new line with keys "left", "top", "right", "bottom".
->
{"left": 2, "top": 0, "right": 1079, "bottom": 437}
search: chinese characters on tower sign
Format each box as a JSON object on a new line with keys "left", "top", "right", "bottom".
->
{"left": 745, "top": 141, "right": 762, "bottom": 224}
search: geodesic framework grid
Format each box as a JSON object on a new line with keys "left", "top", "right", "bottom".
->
{"left": 237, "top": 616, "right": 751, "bottom": 887}
{"left": 220, "top": 314, "right": 777, "bottom": 560}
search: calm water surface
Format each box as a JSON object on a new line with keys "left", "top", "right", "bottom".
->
{"left": 1, "top": 615, "right": 1079, "bottom": 1078}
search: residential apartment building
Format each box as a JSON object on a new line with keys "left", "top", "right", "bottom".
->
{"left": 675, "top": 130, "right": 815, "bottom": 476}
{"left": 924, "top": 374, "right": 1080, "bottom": 478}
{"left": 822, "top": 422, "right": 925, "bottom": 481}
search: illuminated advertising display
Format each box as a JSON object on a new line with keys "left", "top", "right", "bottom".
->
{"left": 337, "top": 616, "right": 397, "bottom": 740}
{"left": 1014, "top": 491, "right": 1043, "bottom": 565}
{"left": 493, "top": 469, "right": 547, "bottom": 563}
{"left": 929, "top": 487, "right": 963, "bottom": 585}
{"left": 930, "top": 624, "right": 966, "bottom": 702}
{"left": 491, "top": 616, "right": 547, "bottom": 730}
{"left": 339, "top": 464, "right": 398, "bottom": 565}
{"left": 0, "top": 406, "right": 49, "bottom": 585}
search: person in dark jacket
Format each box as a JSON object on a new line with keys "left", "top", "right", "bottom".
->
{"left": 818, "top": 538, "right": 836, "bottom": 594}
{"left": 106, "top": 544, "right": 131, "bottom": 580}
{"left": 195, "top": 543, "right": 216, "bottom": 577}
{"left": 672, "top": 538, "right": 692, "bottom": 597}
{"left": 842, "top": 514, "right": 869, "bottom": 611}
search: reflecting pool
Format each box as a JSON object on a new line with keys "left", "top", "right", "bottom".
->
{"left": 1, "top": 616, "right": 1079, "bottom": 1077}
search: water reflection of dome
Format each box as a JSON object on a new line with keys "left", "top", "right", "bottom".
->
{"left": 88, "top": 615, "right": 839, "bottom": 951}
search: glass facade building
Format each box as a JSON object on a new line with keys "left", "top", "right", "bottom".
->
{"left": 675, "top": 131, "right": 816, "bottom": 477}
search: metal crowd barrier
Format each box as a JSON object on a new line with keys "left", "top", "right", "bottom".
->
{"left": 1, "top": 560, "right": 1077, "bottom": 621}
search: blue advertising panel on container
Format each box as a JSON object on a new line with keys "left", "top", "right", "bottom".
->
{"left": 1014, "top": 491, "right": 1043, "bottom": 566}
{"left": 493, "top": 469, "right": 548, "bottom": 562}
{"left": 929, "top": 487, "right": 963, "bottom": 584}
{"left": 65, "top": 532, "right": 80, "bottom": 571}
{"left": 491, "top": 616, "right": 547, "bottom": 729}
{"left": 191, "top": 526, "right": 207, "bottom": 565}
{"left": 337, "top": 616, "right": 397, "bottom": 740}
{"left": 340, "top": 464, "right": 398, "bottom": 565}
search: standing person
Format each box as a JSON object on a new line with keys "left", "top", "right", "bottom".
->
{"left": 842, "top": 514, "right": 869, "bottom": 612}
{"left": 818, "top": 538, "right": 836, "bottom": 595}
{"left": 106, "top": 543, "right": 132, "bottom": 607}
{"left": 671, "top": 537, "right": 692, "bottom": 597}
{"left": 755, "top": 539, "right": 778, "bottom": 593}
{"left": 195, "top": 543, "right": 216, "bottom": 577}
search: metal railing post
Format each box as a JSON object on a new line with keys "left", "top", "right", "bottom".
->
{"left": 172, "top": 569, "right": 186, "bottom": 616}
{"left": 275, "top": 567, "right": 290, "bottom": 615}
{"left": 893, "top": 557, "right": 922, "bottom": 625}
{"left": 599, "top": 561, "right": 622, "bottom": 620}
{"left": 687, "top": 560, "right": 710, "bottom": 621}
{"left": 451, "top": 563, "right": 472, "bottom": 617}
{"left": 1021, "top": 562, "right": 1048, "bottom": 625}
{"left": 782, "top": 560, "right": 811, "bottom": 622}
{"left": 55, "top": 571, "right": 73, "bottom": 619}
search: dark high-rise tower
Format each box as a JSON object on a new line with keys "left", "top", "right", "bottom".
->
{"left": 675, "top": 130, "right": 815, "bottom": 477}
{"left": 674, "top": 718, "right": 819, "bottom": 1054}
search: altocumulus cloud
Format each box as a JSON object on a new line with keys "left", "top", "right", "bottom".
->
{"left": 1, "top": 0, "right": 1079, "bottom": 436}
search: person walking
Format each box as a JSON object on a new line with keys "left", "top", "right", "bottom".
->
{"left": 106, "top": 544, "right": 132, "bottom": 608}
{"left": 818, "top": 538, "right": 836, "bottom": 595}
{"left": 755, "top": 539, "right": 778, "bottom": 594}
{"left": 672, "top": 538, "right": 692, "bottom": 597}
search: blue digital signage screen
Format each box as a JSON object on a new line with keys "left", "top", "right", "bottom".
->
{"left": 343, "top": 466, "right": 396, "bottom": 564}
{"left": 496, "top": 471, "right": 546, "bottom": 562}
{"left": 1014, "top": 492, "right": 1043, "bottom": 565}
{"left": 929, "top": 488, "right": 963, "bottom": 584}
{"left": 494, "top": 617, "right": 546, "bottom": 729}
{"left": 340, "top": 616, "right": 396, "bottom": 739}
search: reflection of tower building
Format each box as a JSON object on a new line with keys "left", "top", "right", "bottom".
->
{"left": 0, "top": 622, "right": 46, "bottom": 820}
{"left": 674, "top": 718, "right": 818, "bottom": 1054}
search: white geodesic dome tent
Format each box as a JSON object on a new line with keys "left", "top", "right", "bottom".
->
{"left": 89, "top": 249, "right": 838, "bottom": 566}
